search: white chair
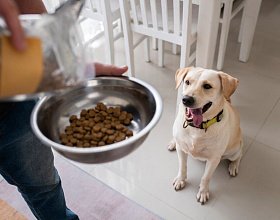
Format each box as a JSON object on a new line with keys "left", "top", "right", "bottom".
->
{"left": 119, "top": 0, "right": 197, "bottom": 77}
{"left": 79, "top": 0, "right": 123, "bottom": 64}
{"left": 43, "top": 0, "right": 64, "bottom": 13}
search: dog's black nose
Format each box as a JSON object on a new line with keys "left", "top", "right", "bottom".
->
{"left": 182, "top": 95, "right": 195, "bottom": 107}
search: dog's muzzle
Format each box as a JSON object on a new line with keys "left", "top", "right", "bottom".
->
{"left": 184, "top": 101, "right": 213, "bottom": 127}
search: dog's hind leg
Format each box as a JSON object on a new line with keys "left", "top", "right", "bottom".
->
{"left": 168, "top": 138, "right": 176, "bottom": 151}
{"left": 228, "top": 155, "right": 242, "bottom": 177}
{"left": 228, "top": 140, "right": 243, "bottom": 177}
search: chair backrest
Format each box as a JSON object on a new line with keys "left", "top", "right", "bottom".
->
{"left": 120, "top": 0, "right": 193, "bottom": 45}
{"left": 82, "top": 0, "right": 104, "bottom": 20}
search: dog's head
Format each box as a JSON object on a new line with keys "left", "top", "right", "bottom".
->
{"left": 175, "top": 67, "right": 239, "bottom": 127}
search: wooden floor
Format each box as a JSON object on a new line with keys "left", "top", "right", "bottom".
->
{"left": 0, "top": 154, "right": 161, "bottom": 220}
{"left": 0, "top": 199, "right": 27, "bottom": 220}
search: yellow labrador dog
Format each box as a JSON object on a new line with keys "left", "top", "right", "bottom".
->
{"left": 168, "top": 67, "right": 243, "bottom": 204}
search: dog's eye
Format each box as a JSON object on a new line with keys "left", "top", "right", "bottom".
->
{"left": 203, "top": 84, "right": 212, "bottom": 89}
{"left": 185, "top": 80, "right": 190, "bottom": 85}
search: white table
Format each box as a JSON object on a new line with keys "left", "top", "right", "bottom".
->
{"left": 195, "top": 0, "right": 262, "bottom": 69}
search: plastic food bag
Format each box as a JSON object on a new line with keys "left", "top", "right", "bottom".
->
{"left": 0, "top": 0, "right": 95, "bottom": 100}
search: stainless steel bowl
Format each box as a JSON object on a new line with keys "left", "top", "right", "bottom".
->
{"left": 31, "top": 76, "right": 162, "bottom": 163}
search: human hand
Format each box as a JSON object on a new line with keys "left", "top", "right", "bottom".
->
{"left": 0, "top": 0, "right": 26, "bottom": 50}
{"left": 94, "top": 62, "right": 128, "bottom": 76}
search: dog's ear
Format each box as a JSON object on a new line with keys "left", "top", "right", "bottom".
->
{"left": 219, "top": 72, "right": 239, "bottom": 101}
{"left": 175, "top": 67, "right": 193, "bottom": 89}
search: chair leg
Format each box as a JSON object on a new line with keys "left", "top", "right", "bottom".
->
{"left": 118, "top": 19, "right": 123, "bottom": 37}
{"left": 122, "top": 29, "right": 135, "bottom": 77}
{"left": 101, "top": 1, "right": 114, "bottom": 64}
{"left": 180, "top": 36, "right": 191, "bottom": 68}
{"left": 119, "top": 0, "right": 135, "bottom": 76}
{"left": 172, "top": 44, "right": 179, "bottom": 55}
{"left": 217, "top": 1, "right": 233, "bottom": 70}
{"left": 144, "top": 38, "right": 150, "bottom": 62}
{"left": 103, "top": 26, "right": 115, "bottom": 64}
{"left": 238, "top": 8, "right": 245, "bottom": 43}
{"left": 180, "top": 42, "right": 189, "bottom": 68}
{"left": 152, "top": 38, "right": 158, "bottom": 50}
{"left": 158, "top": 40, "right": 164, "bottom": 67}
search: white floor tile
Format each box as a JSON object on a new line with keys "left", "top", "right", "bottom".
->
{"left": 255, "top": 98, "right": 280, "bottom": 151}
{"left": 230, "top": 71, "right": 280, "bottom": 140}
{"left": 207, "top": 140, "right": 280, "bottom": 220}
{"left": 87, "top": 164, "right": 192, "bottom": 220}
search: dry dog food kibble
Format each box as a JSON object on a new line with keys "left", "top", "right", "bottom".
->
{"left": 59, "top": 102, "right": 134, "bottom": 147}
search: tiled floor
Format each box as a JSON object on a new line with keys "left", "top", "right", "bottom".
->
{"left": 3, "top": 0, "right": 280, "bottom": 219}
{"left": 71, "top": 0, "right": 280, "bottom": 219}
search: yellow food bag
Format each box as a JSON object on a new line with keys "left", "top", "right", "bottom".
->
{"left": 0, "top": 36, "right": 43, "bottom": 98}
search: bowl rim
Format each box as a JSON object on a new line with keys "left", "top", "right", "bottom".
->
{"left": 31, "top": 76, "right": 163, "bottom": 154}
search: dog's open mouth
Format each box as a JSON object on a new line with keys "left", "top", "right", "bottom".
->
{"left": 185, "top": 102, "right": 212, "bottom": 127}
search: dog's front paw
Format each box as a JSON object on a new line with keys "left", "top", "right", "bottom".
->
{"left": 228, "top": 161, "right": 239, "bottom": 177}
{"left": 196, "top": 188, "right": 210, "bottom": 205}
{"left": 173, "top": 176, "right": 186, "bottom": 191}
{"left": 167, "top": 140, "right": 176, "bottom": 151}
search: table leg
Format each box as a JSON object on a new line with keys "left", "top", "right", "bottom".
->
{"left": 239, "top": 0, "right": 262, "bottom": 62}
{"left": 196, "top": 0, "right": 221, "bottom": 69}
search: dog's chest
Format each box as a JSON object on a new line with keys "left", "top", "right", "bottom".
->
{"left": 176, "top": 129, "right": 219, "bottom": 160}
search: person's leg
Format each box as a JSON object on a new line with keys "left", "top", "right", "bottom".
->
{"left": 0, "top": 101, "right": 78, "bottom": 220}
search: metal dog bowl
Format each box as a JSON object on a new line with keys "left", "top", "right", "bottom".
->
{"left": 31, "top": 76, "right": 162, "bottom": 163}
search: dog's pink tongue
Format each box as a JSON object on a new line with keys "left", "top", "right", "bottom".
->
{"left": 190, "top": 108, "right": 203, "bottom": 127}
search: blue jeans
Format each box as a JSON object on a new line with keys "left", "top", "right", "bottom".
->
{"left": 0, "top": 100, "right": 79, "bottom": 220}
